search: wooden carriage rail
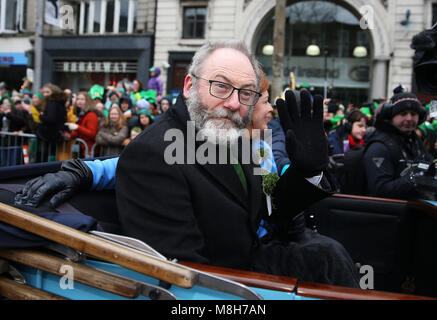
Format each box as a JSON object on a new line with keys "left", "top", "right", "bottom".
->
{"left": 331, "top": 193, "right": 437, "bottom": 219}
{"left": 331, "top": 193, "right": 408, "bottom": 204}
{"left": 0, "top": 249, "right": 141, "bottom": 299}
{"left": 180, "top": 261, "right": 297, "bottom": 293}
{"left": 180, "top": 262, "right": 436, "bottom": 300}
{"left": 0, "top": 202, "right": 196, "bottom": 289}
{"left": 0, "top": 276, "right": 67, "bottom": 300}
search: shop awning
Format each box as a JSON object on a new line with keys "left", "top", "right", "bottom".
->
{"left": 0, "top": 53, "right": 28, "bottom": 66}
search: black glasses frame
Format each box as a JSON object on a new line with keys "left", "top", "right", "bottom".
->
{"left": 192, "top": 74, "right": 262, "bottom": 106}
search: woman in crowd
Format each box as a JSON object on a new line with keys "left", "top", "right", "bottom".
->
{"left": 137, "top": 109, "right": 154, "bottom": 131}
{"left": 154, "top": 96, "right": 172, "bottom": 121}
{"left": 129, "top": 79, "right": 146, "bottom": 107}
{"left": 29, "top": 91, "right": 43, "bottom": 132}
{"left": 327, "top": 110, "right": 368, "bottom": 155}
{"left": 37, "top": 83, "right": 67, "bottom": 143}
{"left": 245, "top": 71, "right": 276, "bottom": 175}
{"left": 64, "top": 91, "right": 99, "bottom": 158}
{"left": 95, "top": 104, "right": 129, "bottom": 156}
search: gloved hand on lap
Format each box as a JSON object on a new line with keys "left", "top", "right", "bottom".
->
{"left": 14, "top": 159, "right": 93, "bottom": 208}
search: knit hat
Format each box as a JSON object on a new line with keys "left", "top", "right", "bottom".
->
{"left": 327, "top": 101, "right": 339, "bottom": 114}
{"left": 34, "top": 91, "right": 43, "bottom": 99}
{"left": 390, "top": 91, "right": 423, "bottom": 118}
{"left": 137, "top": 108, "right": 155, "bottom": 120}
{"left": 136, "top": 98, "right": 150, "bottom": 110}
{"left": 108, "top": 91, "right": 119, "bottom": 100}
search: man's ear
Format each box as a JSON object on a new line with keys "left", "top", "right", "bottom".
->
{"left": 183, "top": 74, "right": 193, "bottom": 99}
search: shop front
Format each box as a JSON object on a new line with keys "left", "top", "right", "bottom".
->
{"left": 40, "top": 35, "right": 153, "bottom": 93}
{"left": 253, "top": 0, "right": 373, "bottom": 106}
{"left": 0, "top": 52, "right": 29, "bottom": 91}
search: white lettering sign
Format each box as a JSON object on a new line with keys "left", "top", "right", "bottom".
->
{"left": 59, "top": 61, "right": 131, "bottom": 73}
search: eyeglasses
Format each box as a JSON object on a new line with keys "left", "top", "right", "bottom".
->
{"left": 192, "top": 74, "right": 262, "bottom": 107}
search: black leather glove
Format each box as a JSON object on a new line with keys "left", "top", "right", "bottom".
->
{"left": 276, "top": 90, "right": 328, "bottom": 177}
{"left": 14, "top": 159, "right": 93, "bottom": 208}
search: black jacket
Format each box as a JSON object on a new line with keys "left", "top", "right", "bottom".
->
{"left": 363, "top": 120, "right": 433, "bottom": 199}
{"left": 116, "top": 95, "right": 358, "bottom": 286}
{"left": 2, "top": 109, "right": 32, "bottom": 133}
{"left": 37, "top": 93, "right": 67, "bottom": 143}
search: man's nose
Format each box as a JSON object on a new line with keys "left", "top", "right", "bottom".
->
{"left": 223, "top": 90, "right": 241, "bottom": 111}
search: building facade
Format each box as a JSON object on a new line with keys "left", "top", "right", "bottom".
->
{"left": 0, "top": 0, "right": 156, "bottom": 93}
{"left": 154, "top": 0, "right": 436, "bottom": 105}
{"left": 0, "top": 0, "right": 436, "bottom": 105}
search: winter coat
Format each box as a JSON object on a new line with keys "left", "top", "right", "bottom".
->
{"left": 327, "top": 125, "right": 348, "bottom": 155}
{"left": 147, "top": 67, "right": 163, "bottom": 96}
{"left": 115, "top": 94, "right": 359, "bottom": 288}
{"left": 267, "top": 118, "right": 290, "bottom": 176}
{"left": 4, "top": 109, "right": 32, "bottom": 133}
{"left": 37, "top": 92, "right": 67, "bottom": 143}
{"left": 70, "top": 111, "right": 99, "bottom": 157}
{"left": 95, "top": 123, "right": 128, "bottom": 156}
{"left": 363, "top": 120, "right": 434, "bottom": 199}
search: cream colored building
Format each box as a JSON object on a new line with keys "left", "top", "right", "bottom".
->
{"left": 0, "top": 0, "right": 156, "bottom": 91}
{"left": 1, "top": 0, "right": 436, "bottom": 104}
{"left": 154, "top": 0, "right": 437, "bottom": 105}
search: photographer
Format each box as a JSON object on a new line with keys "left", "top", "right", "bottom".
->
{"left": 363, "top": 90, "right": 434, "bottom": 199}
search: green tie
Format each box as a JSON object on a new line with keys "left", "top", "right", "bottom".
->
{"left": 232, "top": 162, "right": 247, "bottom": 194}
{"left": 229, "top": 148, "right": 247, "bottom": 194}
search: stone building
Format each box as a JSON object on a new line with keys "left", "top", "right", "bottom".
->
{"left": 1, "top": 0, "right": 436, "bottom": 105}
{"left": 0, "top": 0, "right": 156, "bottom": 92}
{"left": 154, "top": 0, "right": 437, "bottom": 105}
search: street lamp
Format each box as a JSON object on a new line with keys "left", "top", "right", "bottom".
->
{"left": 353, "top": 46, "right": 368, "bottom": 58}
{"left": 262, "top": 45, "right": 274, "bottom": 56}
{"left": 306, "top": 44, "right": 320, "bottom": 56}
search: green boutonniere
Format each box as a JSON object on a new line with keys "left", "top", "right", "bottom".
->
{"left": 262, "top": 171, "right": 279, "bottom": 214}
{"left": 262, "top": 171, "right": 279, "bottom": 196}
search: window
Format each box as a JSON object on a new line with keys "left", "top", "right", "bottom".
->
{"left": 433, "top": 3, "right": 437, "bottom": 26}
{"left": 182, "top": 6, "right": 206, "bottom": 39}
{"left": 79, "top": 0, "right": 137, "bottom": 34}
{"left": 0, "top": 0, "right": 26, "bottom": 33}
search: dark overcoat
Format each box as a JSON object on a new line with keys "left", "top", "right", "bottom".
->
{"left": 116, "top": 95, "right": 359, "bottom": 287}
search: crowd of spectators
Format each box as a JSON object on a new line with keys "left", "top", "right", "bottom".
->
{"left": 0, "top": 69, "right": 170, "bottom": 160}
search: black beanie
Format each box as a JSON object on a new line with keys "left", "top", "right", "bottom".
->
{"left": 327, "top": 101, "right": 339, "bottom": 114}
{"left": 389, "top": 92, "right": 422, "bottom": 117}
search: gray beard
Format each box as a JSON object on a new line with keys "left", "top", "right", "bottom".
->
{"left": 186, "top": 86, "right": 252, "bottom": 146}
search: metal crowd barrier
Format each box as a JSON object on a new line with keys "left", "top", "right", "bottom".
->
{"left": 90, "top": 144, "right": 124, "bottom": 158}
{"left": 0, "top": 132, "right": 89, "bottom": 167}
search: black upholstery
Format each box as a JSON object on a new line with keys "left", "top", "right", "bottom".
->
{"left": 306, "top": 196, "right": 437, "bottom": 297}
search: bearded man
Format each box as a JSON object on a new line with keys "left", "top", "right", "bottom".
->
{"left": 115, "top": 41, "right": 359, "bottom": 287}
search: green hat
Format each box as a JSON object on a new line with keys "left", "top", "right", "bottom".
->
{"left": 88, "top": 84, "right": 104, "bottom": 99}
{"left": 137, "top": 108, "right": 154, "bottom": 120}
{"left": 149, "top": 67, "right": 156, "bottom": 72}
{"left": 34, "top": 92, "right": 43, "bottom": 99}
{"left": 140, "top": 89, "right": 158, "bottom": 104}
{"left": 330, "top": 114, "right": 344, "bottom": 129}
{"left": 300, "top": 82, "right": 310, "bottom": 89}
{"left": 360, "top": 107, "right": 372, "bottom": 118}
